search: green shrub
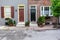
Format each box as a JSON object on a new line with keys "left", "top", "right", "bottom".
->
{"left": 13, "top": 20, "right": 16, "bottom": 26}
{"left": 6, "top": 18, "right": 16, "bottom": 26}
{"left": 8, "top": 18, "right": 14, "bottom": 26}
{"left": 37, "top": 16, "right": 45, "bottom": 26}
{"left": 25, "top": 21, "right": 30, "bottom": 26}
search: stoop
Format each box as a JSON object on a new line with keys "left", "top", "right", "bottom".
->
{"left": 30, "top": 22, "right": 38, "bottom": 27}
{"left": 16, "top": 22, "right": 25, "bottom": 27}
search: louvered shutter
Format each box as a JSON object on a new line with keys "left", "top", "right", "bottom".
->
{"left": 11, "top": 6, "right": 14, "bottom": 18}
{"left": 1, "top": 7, "right": 4, "bottom": 18}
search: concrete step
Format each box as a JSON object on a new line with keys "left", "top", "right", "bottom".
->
{"left": 30, "top": 23, "right": 38, "bottom": 27}
{"left": 16, "top": 22, "right": 25, "bottom": 27}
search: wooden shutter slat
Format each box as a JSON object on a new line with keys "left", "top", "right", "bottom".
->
{"left": 1, "top": 7, "right": 4, "bottom": 18}
{"left": 11, "top": 6, "right": 14, "bottom": 18}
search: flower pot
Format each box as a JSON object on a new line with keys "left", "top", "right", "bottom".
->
{"left": 9, "top": 24, "right": 13, "bottom": 26}
{"left": 37, "top": 23, "right": 44, "bottom": 27}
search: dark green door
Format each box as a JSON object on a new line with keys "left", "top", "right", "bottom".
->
{"left": 31, "top": 9, "right": 36, "bottom": 21}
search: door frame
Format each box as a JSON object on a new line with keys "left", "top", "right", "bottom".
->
{"left": 18, "top": 4, "right": 25, "bottom": 23}
{"left": 29, "top": 5, "right": 37, "bottom": 22}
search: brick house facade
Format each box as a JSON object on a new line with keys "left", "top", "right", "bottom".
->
{"left": 28, "top": 0, "right": 57, "bottom": 25}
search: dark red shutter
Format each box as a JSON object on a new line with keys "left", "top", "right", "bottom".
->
{"left": 1, "top": 7, "right": 4, "bottom": 18}
{"left": 11, "top": 6, "right": 14, "bottom": 18}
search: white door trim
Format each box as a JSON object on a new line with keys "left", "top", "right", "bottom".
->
{"left": 29, "top": 5, "right": 37, "bottom": 22}
{"left": 18, "top": 4, "right": 25, "bottom": 23}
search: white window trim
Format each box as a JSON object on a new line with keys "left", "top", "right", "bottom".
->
{"left": 40, "top": 6, "right": 53, "bottom": 16}
{"left": 4, "top": 6, "right": 11, "bottom": 18}
{"left": 29, "top": 5, "right": 37, "bottom": 22}
{"left": 49, "top": 6, "right": 53, "bottom": 16}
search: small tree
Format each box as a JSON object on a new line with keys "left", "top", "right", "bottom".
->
{"left": 51, "top": 0, "right": 60, "bottom": 27}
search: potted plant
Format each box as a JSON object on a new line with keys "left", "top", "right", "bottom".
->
{"left": 13, "top": 20, "right": 16, "bottom": 26}
{"left": 5, "top": 18, "right": 16, "bottom": 26}
{"left": 37, "top": 16, "right": 45, "bottom": 27}
{"left": 25, "top": 21, "right": 30, "bottom": 27}
{"left": 5, "top": 18, "right": 10, "bottom": 20}
{"left": 8, "top": 18, "right": 14, "bottom": 26}
{"left": 45, "top": 14, "right": 50, "bottom": 19}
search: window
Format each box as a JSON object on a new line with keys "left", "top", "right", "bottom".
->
{"left": 4, "top": 7, "right": 11, "bottom": 18}
{"left": 44, "top": 7, "right": 49, "bottom": 15}
{"left": 40, "top": 6, "right": 52, "bottom": 16}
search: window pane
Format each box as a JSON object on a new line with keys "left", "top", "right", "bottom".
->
{"left": 41, "top": 7, "right": 43, "bottom": 11}
{"left": 44, "top": 7, "right": 49, "bottom": 11}
{"left": 4, "top": 7, "right": 11, "bottom": 18}
{"left": 40, "top": 7, "right": 43, "bottom": 16}
{"left": 4, "top": 8, "right": 11, "bottom": 12}
{"left": 5, "top": 13, "right": 11, "bottom": 18}
{"left": 49, "top": 9, "right": 53, "bottom": 16}
{"left": 44, "top": 7, "right": 49, "bottom": 15}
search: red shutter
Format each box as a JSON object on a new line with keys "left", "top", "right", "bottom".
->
{"left": 1, "top": 7, "right": 4, "bottom": 18}
{"left": 11, "top": 6, "right": 14, "bottom": 18}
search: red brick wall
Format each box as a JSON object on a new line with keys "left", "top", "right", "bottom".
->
{"left": 28, "top": 0, "right": 51, "bottom": 21}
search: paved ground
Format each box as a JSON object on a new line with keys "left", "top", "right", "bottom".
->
{"left": 24, "top": 29, "right": 60, "bottom": 40}
{"left": 0, "top": 29, "right": 60, "bottom": 40}
{"left": 0, "top": 25, "right": 60, "bottom": 40}
{"left": 0, "top": 25, "right": 54, "bottom": 30}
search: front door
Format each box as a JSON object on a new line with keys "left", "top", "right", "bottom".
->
{"left": 30, "top": 6, "right": 36, "bottom": 22}
{"left": 19, "top": 9, "right": 24, "bottom": 22}
{"left": 31, "top": 9, "right": 36, "bottom": 21}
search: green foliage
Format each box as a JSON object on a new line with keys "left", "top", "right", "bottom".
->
{"left": 8, "top": 19, "right": 14, "bottom": 25}
{"left": 37, "top": 16, "right": 45, "bottom": 24}
{"left": 51, "top": 0, "right": 60, "bottom": 17}
{"left": 13, "top": 20, "right": 16, "bottom": 26}
{"left": 6, "top": 18, "right": 16, "bottom": 26}
{"left": 25, "top": 21, "right": 30, "bottom": 26}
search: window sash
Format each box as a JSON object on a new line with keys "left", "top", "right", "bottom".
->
{"left": 4, "top": 8, "right": 11, "bottom": 13}
{"left": 5, "top": 13, "right": 11, "bottom": 18}
{"left": 4, "top": 7, "right": 11, "bottom": 18}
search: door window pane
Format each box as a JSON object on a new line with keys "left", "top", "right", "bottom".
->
{"left": 19, "top": 6, "right": 24, "bottom": 9}
{"left": 31, "top": 6, "right": 35, "bottom": 9}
